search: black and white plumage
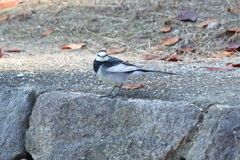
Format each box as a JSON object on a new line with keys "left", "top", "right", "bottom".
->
{"left": 93, "top": 50, "right": 175, "bottom": 98}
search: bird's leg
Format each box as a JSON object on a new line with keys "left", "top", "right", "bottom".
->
{"left": 100, "top": 86, "right": 117, "bottom": 98}
{"left": 109, "top": 84, "right": 123, "bottom": 98}
{"left": 100, "top": 84, "right": 123, "bottom": 98}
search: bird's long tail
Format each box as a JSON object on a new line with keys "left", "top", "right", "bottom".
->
{"left": 137, "top": 69, "right": 176, "bottom": 75}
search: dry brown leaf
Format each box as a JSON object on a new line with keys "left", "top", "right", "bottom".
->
{"left": 226, "top": 63, "right": 240, "bottom": 67}
{"left": 61, "top": 43, "right": 87, "bottom": 49}
{"left": 226, "top": 28, "right": 240, "bottom": 35}
{"left": 42, "top": 29, "right": 54, "bottom": 36}
{"left": 162, "top": 36, "right": 179, "bottom": 46}
{"left": 177, "top": 44, "right": 195, "bottom": 52}
{"left": 0, "top": 15, "right": 8, "bottom": 22}
{"left": 210, "top": 51, "right": 237, "bottom": 58}
{"left": 120, "top": 82, "right": 151, "bottom": 90}
{"left": 106, "top": 48, "right": 126, "bottom": 54}
{"left": 165, "top": 52, "right": 183, "bottom": 61}
{"left": 152, "top": 45, "right": 164, "bottom": 51}
{"left": 159, "top": 26, "right": 172, "bottom": 33}
{"left": 141, "top": 54, "right": 167, "bottom": 60}
{"left": 198, "top": 19, "right": 218, "bottom": 27}
{"left": 196, "top": 64, "right": 234, "bottom": 71}
{"left": 4, "top": 49, "right": 23, "bottom": 52}
{"left": 0, "top": 0, "right": 20, "bottom": 9}
{"left": 226, "top": 48, "right": 240, "bottom": 53}
{"left": 228, "top": 7, "right": 240, "bottom": 12}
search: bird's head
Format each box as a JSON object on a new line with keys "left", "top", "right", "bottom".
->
{"left": 95, "top": 50, "right": 109, "bottom": 62}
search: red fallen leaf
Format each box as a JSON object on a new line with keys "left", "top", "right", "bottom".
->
{"left": 175, "top": 10, "right": 197, "bottom": 21}
{"left": 198, "top": 19, "right": 218, "bottom": 27}
{"left": 226, "top": 28, "right": 240, "bottom": 35}
{"left": 196, "top": 64, "right": 234, "bottom": 71}
{"left": 42, "top": 28, "right": 54, "bottom": 36}
{"left": 152, "top": 45, "right": 164, "bottom": 51}
{"left": 118, "top": 82, "right": 151, "bottom": 90}
{"left": 165, "top": 52, "right": 184, "bottom": 61}
{"left": 61, "top": 43, "right": 87, "bottom": 49}
{"left": 106, "top": 48, "right": 126, "bottom": 54}
{"left": 226, "top": 48, "right": 240, "bottom": 52}
{"left": 210, "top": 51, "right": 237, "bottom": 58}
{"left": 0, "top": 15, "right": 8, "bottom": 22}
{"left": 160, "top": 26, "right": 172, "bottom": 33}
{"left": 0, "top": 53, "right": 9, "bottom": 58}
{"left": 162, "top": 35, "right": 179, "bottom": 46}
{"left": 4, "top": 49, "right": 23, "bottom": 52}
{"left": 0, "top": 0, "right": 20, "bottom": 9}
{"left": 177, "top": 44, "right": 194, "bottom": 52}
{"left": 141, "top": 54, "right": 167, "bottom": 60}
{"left": 226, "top": 63, "right": 240, "bottom": 67}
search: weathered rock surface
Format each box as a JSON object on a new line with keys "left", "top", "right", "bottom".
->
{"left": 0, "top": 86, "right": 35, "bottom": 160}
{"left": 25, "top": 91, "right": 201, "bottom": 160}
{"left": 186, "top": 105, "right": 240, "bottom": 160}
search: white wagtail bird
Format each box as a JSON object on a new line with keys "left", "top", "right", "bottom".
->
{"left": 93, "top": 50, "right": 176, "bottom": 98}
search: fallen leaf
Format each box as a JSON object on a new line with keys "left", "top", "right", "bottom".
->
{"left": 138, "top": 36, "right": 146, "bottom": 39}
{"left": 0, "top": 0, "right": 20, "bottom": 9}
{"left": 159, "top": 26, "right": 172, "bottom": 33}
{"left": 106, "top": 48, "right": 126, "bottom": 54}
{"left": 198, "top": 19, "right": 218, "bottom": 27}
{"left": 224, "top": 43, "right": 240, "bottom": 49}
{"left": 119, "top": 82, "right": 151, "bottom": 90}
{"left": 175, "top": 10, "right": 197, "bottom": 21}
{"left": 0, "top": 44, "right": 8, "bottom": 56}
{"left": 0, "top": 15, "right": 8, "bottom": 22}
{"left": 177, "top": 44, "right": 194, "bottom": 52}
{"left": 61, "top": 43, "right": 87, "bottom": 49}
{"left": 165, "top": 52, "right": 184, "bottom": 61}
{"left": 162, "top": 35, "right": 179, "bottom": 46}
{"left": 4, "top": 49, "right": 23, "bottom": 52}
{"left": 226, "top": 28, "right": 240, "bottom": 35}
{"left": 0, "top": 53, "right": 9, "bottom": 58}
{"left": 196, "top": 64, "right": 234, "bottom": 71}
{"left": 141, "top": 54, "right": 167, "bottom": 60}
{"left": 152, "top": 45, "right": 164, "bottom": 51}
{"left": 42, "top": 29, "right": 54, "bottom": 36}
{"left": 210, "top": 51, "right": 237, "bottom": 58}
{"left": 226, "top": 63, "right": 240, "bottom": 67}
{"left": 228, "top": 7, "right": 240, "bottom": 12}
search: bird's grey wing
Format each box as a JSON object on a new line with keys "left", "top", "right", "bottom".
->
{"left": 107, "top": 63, "right": 142, "bottom": 73}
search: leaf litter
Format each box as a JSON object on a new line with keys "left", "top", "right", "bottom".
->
{"left": 196, "top": 64, "right": 234, "bottom": 71}
{"left": 119, "top": 82, "right": 151, "bottom": 90}
{"left": 61, "top": 43, "right": 87, "bottom": 49}
{"left": 175, "top": 10, "right": 197, "bottom": 21}
{"left": 162, "top": 35, "right": 179, "bottom": 46}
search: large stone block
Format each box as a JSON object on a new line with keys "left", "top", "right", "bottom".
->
{"left": 186, "top": 105, "right": 240, "bottom": 160}
{"left": 26, "top": 92, "right": 200, "bottom": 160}
{"left": 0, "top": 86, "right": 35, "bottom": 160}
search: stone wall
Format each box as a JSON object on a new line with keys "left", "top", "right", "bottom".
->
{"left": 1, "top": 86, "right": 240, "bottom": 160}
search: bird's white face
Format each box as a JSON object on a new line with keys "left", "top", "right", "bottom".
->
{"left": 96, "top": 50, "right": 109, "bottom": 62}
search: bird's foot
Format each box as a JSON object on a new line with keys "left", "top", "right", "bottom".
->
{"left": 100, "top": 94, "right": 118, "bottom": 98}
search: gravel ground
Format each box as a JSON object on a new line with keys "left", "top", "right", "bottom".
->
{"left": 0, "top": 0, "right": 240, "bottom": 110}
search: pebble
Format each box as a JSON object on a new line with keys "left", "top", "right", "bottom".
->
{"left": 17, "top": 73, "right": 25, "bottom": 78}
{"left": 173, "top": 29, "right": 179, "bottom": 35}
{"left": 207, "top": 22, "right": 218, "bottom": 29}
